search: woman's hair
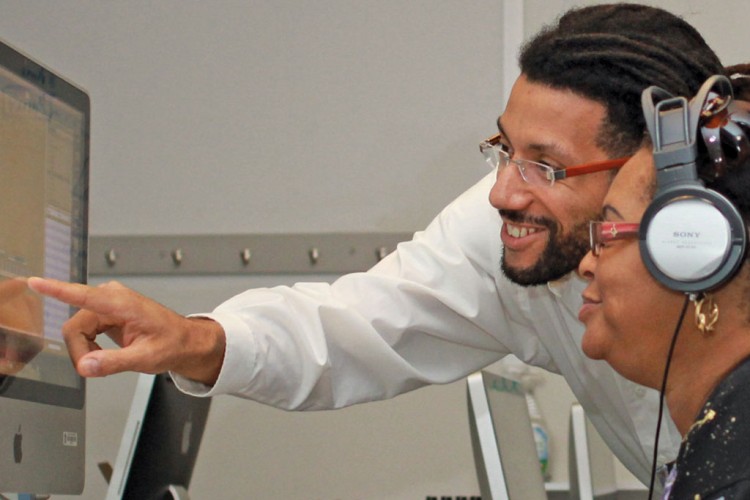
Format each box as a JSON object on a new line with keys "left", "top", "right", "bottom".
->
{"left": 519, "top": 3, "right": 724, "bottom": 157}
{"left": 693, "top": 72, "right": 750, "bottom": 236}
{"left": 701, "top": 109, "right": 750, "bottom": 229}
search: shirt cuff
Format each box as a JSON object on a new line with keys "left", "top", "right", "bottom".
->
{"left": 171, "top": 311, "right": 258, "bottom": 397}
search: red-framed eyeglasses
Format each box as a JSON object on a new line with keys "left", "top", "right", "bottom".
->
{"left": 589, "top": 221, "right": 640, "bottom": 256}
{"left": 480, "top": 133, "right": 630, "bottom": 187}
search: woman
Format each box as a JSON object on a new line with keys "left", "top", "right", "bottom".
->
{"left": 577, "top": 77, "right": 750, "bottom": 498}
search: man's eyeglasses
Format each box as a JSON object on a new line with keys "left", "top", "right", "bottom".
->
{"left": 589, "top": 221, "right": 640, "bottom": 256}
{"left": 479, "top": 133, "right": 630, "bottom": 187}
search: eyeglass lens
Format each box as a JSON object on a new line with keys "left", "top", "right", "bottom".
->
{"left": 484, "top": 147, "right": 553, "bottom": 186}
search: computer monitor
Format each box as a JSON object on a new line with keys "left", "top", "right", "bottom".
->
{"left": 106, "top": 373, "right": 212, "bottom": 500}
{"left": 466, "top": 370, "right": 547, "bottom": 500}
{"left": 0, "top": 39, "right": 89, "bottom": 494}
{"left": 568, "top": 403, "right": 618, "bottom": 500}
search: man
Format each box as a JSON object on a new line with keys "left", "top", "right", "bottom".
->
{"left": 27, "top": 3, "right": 726, "bottom": 485}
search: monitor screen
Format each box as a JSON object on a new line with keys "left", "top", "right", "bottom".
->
{"left": 0, "top": 38, "right": 89, "bottom": 494}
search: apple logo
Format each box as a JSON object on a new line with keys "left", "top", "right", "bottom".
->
{"left": 180, "top": 414, "right": 192, "bottom": 455}
{"left": 13, "top": 425, "right": 22, "bottom": 463}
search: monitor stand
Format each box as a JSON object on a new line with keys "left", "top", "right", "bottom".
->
{"left": 99, "top": 463, "right": 192, "bottom": 500}
{"left": 167, "top": 485, "right": 190, "bottom": 500}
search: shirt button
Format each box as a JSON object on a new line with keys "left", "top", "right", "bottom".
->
{"left": 632, "top": 385, "right": 647, "bottom": 398}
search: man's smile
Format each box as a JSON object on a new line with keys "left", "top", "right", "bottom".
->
{"left": 504, "top": 222, "right": 540, "bottom": 238}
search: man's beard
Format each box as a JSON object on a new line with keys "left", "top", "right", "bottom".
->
{"left": 500, "top": 211, "right": 591, "bottom": 287}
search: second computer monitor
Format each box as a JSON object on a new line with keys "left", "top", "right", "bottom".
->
{"left": 106, "top": 373, "right": 212, "bottom": 500}
{"left": 467, "top": 370, "right": 547, "bottom": 500}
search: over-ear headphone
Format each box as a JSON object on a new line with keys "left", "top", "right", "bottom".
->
{"left": 639, "top": 75, "right": 749, "bottom": 293}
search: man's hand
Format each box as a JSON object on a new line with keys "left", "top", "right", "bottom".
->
{"left": 26, "top": 277, "right": 225, "bottom": 385}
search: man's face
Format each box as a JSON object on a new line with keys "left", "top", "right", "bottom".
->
{"left": 489, "top": 75, "right": 614, "bottom": 285}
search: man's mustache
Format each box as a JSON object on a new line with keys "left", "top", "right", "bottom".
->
{"left": 498, "top": 209, "right": 555, "bottom": 231}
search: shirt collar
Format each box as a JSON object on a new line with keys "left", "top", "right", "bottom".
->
{"left": 547, "top": 272, "right": 586, "bottom": 314}
{"left": 546, "top": 271, "right": 576, "bottom": 297}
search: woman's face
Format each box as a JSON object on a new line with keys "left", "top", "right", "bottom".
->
{"left": 577, "top": 148, "right": 687, "bottom": 389}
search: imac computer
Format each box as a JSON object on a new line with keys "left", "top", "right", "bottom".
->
{"left": 105, "top": 373, "right": 212, "bottom": 500}
{"left": 466, "top": 370, "right": 547, "bottom": 500}
{"left": 0, "top": 38, "right": 89, "bottom": 494}
{"left": 568, "top": 403, "right": 618, "bottom": 500}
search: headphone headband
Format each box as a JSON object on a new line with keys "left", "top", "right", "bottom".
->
{"left": 642, "top": 76, "right": 734, "bottom": 187}
{"left": 639, "top": 75, "right": 748, "bottom": 293}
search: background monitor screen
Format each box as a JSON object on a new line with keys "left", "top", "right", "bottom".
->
{"left": 0, "top": 38, "right": 89, "bottom": 495}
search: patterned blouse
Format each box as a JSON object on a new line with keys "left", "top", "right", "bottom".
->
{"left": 665, "top": 356, "right": 750, "bottom": 499}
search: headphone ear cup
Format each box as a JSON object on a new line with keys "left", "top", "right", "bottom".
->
{"left": 640, "top": 186, "right": 747, "bottom": 293}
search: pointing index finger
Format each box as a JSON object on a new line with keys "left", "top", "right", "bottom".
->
{"left": 27, "top": 277, "right": 116, "bottom": 315}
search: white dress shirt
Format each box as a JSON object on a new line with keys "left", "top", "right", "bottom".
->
{"left": 174, "top": 171, "right": 681, "bottom": 485}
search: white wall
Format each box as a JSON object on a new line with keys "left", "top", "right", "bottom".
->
{"left": 0, "top": 1, "right": 499, "bottom": 237}
{"left": 0, "top": 1, "right": 747, "bottom": 498}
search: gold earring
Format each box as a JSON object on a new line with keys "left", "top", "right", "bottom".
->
{"left": 692, "top": 293, "right": 719, "bottom": 334}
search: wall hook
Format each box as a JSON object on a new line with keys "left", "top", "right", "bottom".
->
{"left": 308, "top": 247, "right": 320, "bottom": 265}
{"left": 105, "top": 248, "right": 117, "bottom": 266}
{"left": 172, "top": 248, "right": 183, "bottom": 266}
{"left": 240, "top": 248, "right": 252, "bottom": 265}
{"left": 376, "top": 246, "right": 388, "bottom": 261}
